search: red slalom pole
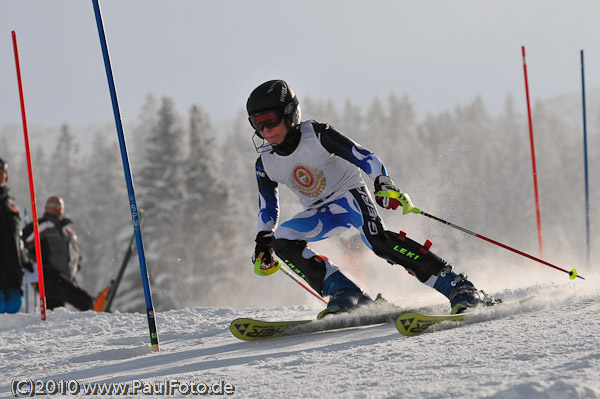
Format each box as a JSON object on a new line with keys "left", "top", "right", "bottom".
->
{"left": 521, "top": 46, "right": 544, "bottom": 259}
{"left": 12, "top": 31, "right": 47, "bottom": 320}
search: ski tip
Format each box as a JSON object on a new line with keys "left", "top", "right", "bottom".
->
{"left": 395, "top": 313, "right": 422, "bottom": 337}
{"left": 230, "top": 320, "right": 249, "bottom": 341}
{"left": 229, "top": 318, "right": 312, "bottom": 341}
{"left": 230, "top": 318, "right": 263, "bottom": 341}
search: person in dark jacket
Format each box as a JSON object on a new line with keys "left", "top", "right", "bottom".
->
{"left": 0, "top": 158, "right": 29, "bottom": 313}
{"left": 23, "top": 196, "right": 95, "bottom": 311}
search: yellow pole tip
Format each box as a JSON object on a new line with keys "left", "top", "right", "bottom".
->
{"left": 569, "top": 269, "right": 577, "bottom": 280}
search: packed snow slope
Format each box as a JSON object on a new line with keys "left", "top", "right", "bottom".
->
{"left": 1, "top": 274, "right": 599, "bottom": 399}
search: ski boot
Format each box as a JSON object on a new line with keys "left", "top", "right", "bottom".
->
{"left": 317, "top": 271, "right": 372, "bottom": 319}
{"left": 433, "top": 265, "right": 501, "bottom": 314}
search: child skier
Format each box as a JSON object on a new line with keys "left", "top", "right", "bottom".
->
{"left": 247, "top": 80, "right": 498, "bottom": 316}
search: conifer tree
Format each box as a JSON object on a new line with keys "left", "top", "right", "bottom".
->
{"left": 47, "top": 124, "right": 80, "bottom": 203}
{"left": 340, "top": 99, "right": 364, "bottom": 143}
{"left": 131, "top": 93, "right": 158, "bottom": 173}
{"left": 77, "top": 134, "right": 131, "bottom": 295}
{"left": 182, "top": 104, "right": 234, "bottom": 304}
{"left": 381, "top": 94, "right": 418, "bottom": 177}
{"left": 137, "top": 96, "right": 187, "bottom": 310}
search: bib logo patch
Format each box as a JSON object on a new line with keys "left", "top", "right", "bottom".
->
{"left": 291, "top": 165, "right": 326, "bottom": 198}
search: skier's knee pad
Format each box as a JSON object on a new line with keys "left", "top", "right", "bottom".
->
{"left": 271, "top": 238, "right": 327, "bottom": 292}
{"left": 368, "top": 230, "right": 447, "bottom": 283}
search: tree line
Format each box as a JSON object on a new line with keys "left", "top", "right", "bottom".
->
{"left": 1, "top": 90, "right": 597, "bottom": 311}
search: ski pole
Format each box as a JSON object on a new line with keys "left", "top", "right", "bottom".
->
{"left": 104, "top": 210, "right": 146, "bottom": 312}
{"left": 377, "top": 191, "right": 584, "bottom": 280}
{"left": 420, "top": 210, "right": 583, "bottom": 280}
{"left": 278, "top": 261, "right": 328, "bottom": 304}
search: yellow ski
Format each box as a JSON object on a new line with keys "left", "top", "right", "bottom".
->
{"left": 230, "top": 318, "right": 313, "bottom": 341}
{"left": 396, "top": 312, "right": 467, "bottom": 336}
{"left": 231, "top": 307, "right": 405, "bottom": 341}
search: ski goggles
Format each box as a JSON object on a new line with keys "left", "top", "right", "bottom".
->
{"left": 249, "top": 110, "right": 282, "bottom": 131}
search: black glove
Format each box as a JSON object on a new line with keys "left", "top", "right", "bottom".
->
{"left": 252, "top": 231, "right": 275, "bottom": 270}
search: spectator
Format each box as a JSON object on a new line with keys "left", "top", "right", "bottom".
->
{"left": 23, "top": 196, "right": 98, "bottom": 311}
{"left": 0, "top": 158, "right": 29, "bottom": 313}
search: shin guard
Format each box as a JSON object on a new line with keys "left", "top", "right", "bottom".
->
{"left": 271, "top": 238, "right": 329, "bottom": 293}
{"left": 369, "top": 230, "right": 449, "bottom": 283}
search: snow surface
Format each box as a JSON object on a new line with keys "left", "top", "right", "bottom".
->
{"left": 1, "top": 275, "right": 599, "bottom": 399}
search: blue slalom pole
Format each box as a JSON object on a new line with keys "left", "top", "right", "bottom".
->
{"left": 580, "top": 50, "right": 590, "bottom": 267}
{"left": 91, "top": 0, "right": 160, "bottom": 352}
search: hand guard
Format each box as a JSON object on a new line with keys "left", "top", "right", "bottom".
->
{"left": 374, "top": 175, "right": 402, "bottom": 210}
{"left": 252, "top": 231, "right": 281, "bottom": 276}
{"left": 374, "top": 175, "right": 420, "bottom": 215}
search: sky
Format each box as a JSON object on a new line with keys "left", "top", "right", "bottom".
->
{"left": 1, "top": 0, "right": 599, "bottom": 129}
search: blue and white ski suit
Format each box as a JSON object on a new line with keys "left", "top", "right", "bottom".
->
{"left": 255, "top": 120, "right": 448, "bottom": 293}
